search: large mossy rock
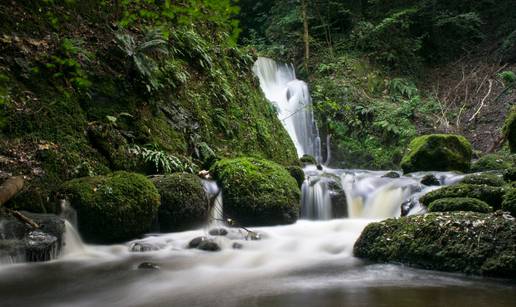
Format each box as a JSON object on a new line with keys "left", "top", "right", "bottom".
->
{"left": 428, "top": 197, "right": 492, "bottom": 213}
{"left": 420, "top": 184, "right": 505, "bottom": 209}
{"left": 401, "top": 134, "right": 472, "bottom": 173}
{"left": 60, "top": 171, "right": 160, "bottom": 243}
{"left": 504, "top": 105, "right": 516, "bottom": 153}
{"left": 461, "top": 174, "right": 505, "bottom": 187}
{"left": 502, "top": 188, "right": 516, "bottom": 217}
{"left": 151, "top": 173, "right": 209, "bottom": 232}
{"left": 353, "top": 211, "right": 516, "bottom": 278}
{"left": 286, "top": 166, "right": 305, "bottom": 187}
{"left": 210, "top": 157, "right": 300, "bottom": 226}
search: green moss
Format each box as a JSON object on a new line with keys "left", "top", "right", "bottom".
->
{"left": 504, "top": 167, "right": 516, "bottom": 182}
{"left": 353, "top": 211, "right": 516, "bottom": 278}
{"left": 286, "top": 166, "right": 305, "bottom": 187}
{"left": 428, "top": 197, "right": 493, "bottom": 213}
{"left": 59, "top": 171, "right": 160, "bottom": 243}
{"left": 211, "top": 157, "right": 301, "bottom": 226}
{"left": 401, "top": 134, "right": 472, "bottom": 173}
{"left": 300, "top": 155, "right": 317, "bottom": 165}
{"left": 151, "top": 173, "right": 209, "bottom": 231}
{"left": 470, "top": 153, "right": 514, "bottom": 172}
{"left": 461, "top": 174, "right": 505, "bottom": 187}
{"left": 504, "top": 105, "right": 516, "bottom": 153}
{"left": 420, "top": 184, "right": 505, "bottom": 209}
{"left": 502, "top": 188, "right": 516, "bottom": 216}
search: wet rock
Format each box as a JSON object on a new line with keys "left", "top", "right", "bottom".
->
{"left": 420, "top": 184, "right": 505, "bottom": 209}
{"left": 327, "top": 180, "right": 347, "bottom": 218}
{"left": 461, "top": 174, "right": 505, "bottom": 187}
{"left": 354, "top": 211, "right": 516, "bottom": 278}
{"left": 232, "top": 242, "right": 243, "bottom": 249}
{"left": 420, "top": 174, "right": 440, "bottom": 186}
{"left": 197, "top": 240, "right": 221, "bottom": 252}
{"left": 188, "top": 236, "right": 208, "bottom": 248}
{"left": 400, "top": 200, "right": 415, "bottom": 216}
{"left": 382, "top": 171, "right": 400, "bottom": 178}
{"left": 209, "top": 228, "right": 228, "bottom": 236}
{"left": 428, "top": 197, "right": 493, "bottom": 213}
{"left": 129, "top": 242, "right": 161, "bottom": 252}
{"left": 138, "top": 262, "right": 160, "bottom": 270}
{"left": 246, "top": 231, "right": 261, "bottom": 241}
{"left": 0, "top": 212, "right": 65, "bottom": 263}
{"left": 25, "top": 230, "right": 59, "bottom": 262}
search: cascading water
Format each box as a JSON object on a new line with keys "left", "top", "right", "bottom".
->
{"left": 253, "top": 57, "right": 466, "bottom": 220}
{"left": 252, "top": 57, "right": 322, "bottom": 162}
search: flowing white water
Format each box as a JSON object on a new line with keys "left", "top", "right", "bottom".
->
{"left": 253, "top": 57, "right": 322, "bottom": 162}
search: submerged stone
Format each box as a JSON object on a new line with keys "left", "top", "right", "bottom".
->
{"left": 232, "top": 242, "right": 243, "bottom": 249}
{"left": 129, "top": 242, "right": 162, "bottom": 252}
{"left": 420, "top": 174, "right": 440, "bottom": 186}
{"left": 197, "top": 240, "right": 221, "bottom": 252}
{"left": 188, "top": 236, "right": 208, "bottom": 248}
{"left": 138, "top": 262, "right": 160, "bottom": 270}
{"left": 208, "top": 228, "right": 228, "bottom": 236}
{"left": 382, "top": 171, "right": 400, "bottom": 178}
{"left": 353, "top": 211, "right": 516, "bottom": 278}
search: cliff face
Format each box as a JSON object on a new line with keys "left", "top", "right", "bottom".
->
{"left": 0, "top": 1, "right": 297, "bottom": 213}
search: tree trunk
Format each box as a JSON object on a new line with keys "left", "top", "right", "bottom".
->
{"left": 301, "top": 0, "right": 310, "bottom": 73}
{"left": 0, "top": 176, "right": 24, "bottom": 207}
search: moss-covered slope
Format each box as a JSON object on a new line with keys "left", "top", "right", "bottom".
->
{"left": 0, "top": 1, "right": 297, "bottom": 212}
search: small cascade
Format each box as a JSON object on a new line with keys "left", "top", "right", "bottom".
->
{"left": 301, "top": 178, "right": 332, "bottom": 220}
{"left": 253, "top": 57, "right": 322, "bottom": 162}
{"left": 202, "top": 179, "right": 224, "bottom": 226}
{"left": 59, "top": 200, "right": 86, "bottom": 256}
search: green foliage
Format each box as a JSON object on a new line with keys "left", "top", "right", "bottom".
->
{"left": 350, "top": 9, "right": 422, "bottom": 72}
{"left": 151, "top": 173, "right": 209, "bottom": 231}
{"left": 44, "top": 38, "right": 92, "bottom": 90}
{"left": 131, "top": 144, "right": 195, "bottom": 174}
{"left": 115, "top": 28, "right": 169, "bottom": 92}
{"left": 428, "top": 197, "right": 493, "bottom": 213}
{"left": 210, "top": 157, "right": 301, "bottom": 226}
{"left": 498, "top": 71, "right": 516, "bottom": 87}
{"left": 59, "top": 171, "right": 161, "bottom": 243}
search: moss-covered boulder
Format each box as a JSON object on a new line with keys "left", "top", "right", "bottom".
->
{"left": 401, "top": 134, "right": 472, "bottom": 173}
{"left": 420, "top": 184, "right": 505, "bottom": 209}
{"left": 286, "top": 166, "right": 305, "bottom": 187}
{"left": 60, "top": 171, "right": 160, "bottom": 243}
{"left": 300, "top": 154, "right": 317, "bottom": 165}
{"left": 505, "top": 167, "right": 516, "bottom": 182}
{"left": 470, "top": 154, "right": 513, "bottom": 172}
{"left": 461, "top": 174, "right": 505, "bottom": 187}
{"left": 503, "top": 105, "right": 516, "bottom": 153}
{"left": 502, "top": 188, "right": 516, "bottom": 216}
{"left": 151, "top": 173, "right": 209, "bottom": 231}
{"left": 353, "top": 211, "right": 516, "bottom": 278}
{"left": 211, "top": 157, "right": 300, "bottom": 226}
{"left": 428, "top": 197, "right": 493, "bottom": 213}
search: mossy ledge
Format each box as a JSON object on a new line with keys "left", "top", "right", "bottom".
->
{"left": 59, "top": 171, "right": 160, "bottom": 243}
{"left": 419, "top": 184, "right": 505, "bottom": 210}
{"left": 401, "top": 134, "right": 472, "bottom": 173}
{"left": 210, "top": 157, "right": 300, "bottom": 226}
{"left": 353, "top": 211, "right": 516, "bottom": 278}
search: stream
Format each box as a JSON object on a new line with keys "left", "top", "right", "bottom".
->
{"left": 0, "top": 57, "right": 515, "bottom": 306}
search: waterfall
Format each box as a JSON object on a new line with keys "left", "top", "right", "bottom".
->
{"left": 252, "top": 57, "right": 468, "bottom": 221}
{"left": 202, "top": 179, "right": 224, "bottom": 226}
{"left": 59, "top": 200, "right": 86, "bottom": 256}
{"left": 252, "top": 57, "right": 322, "bottom": 162}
